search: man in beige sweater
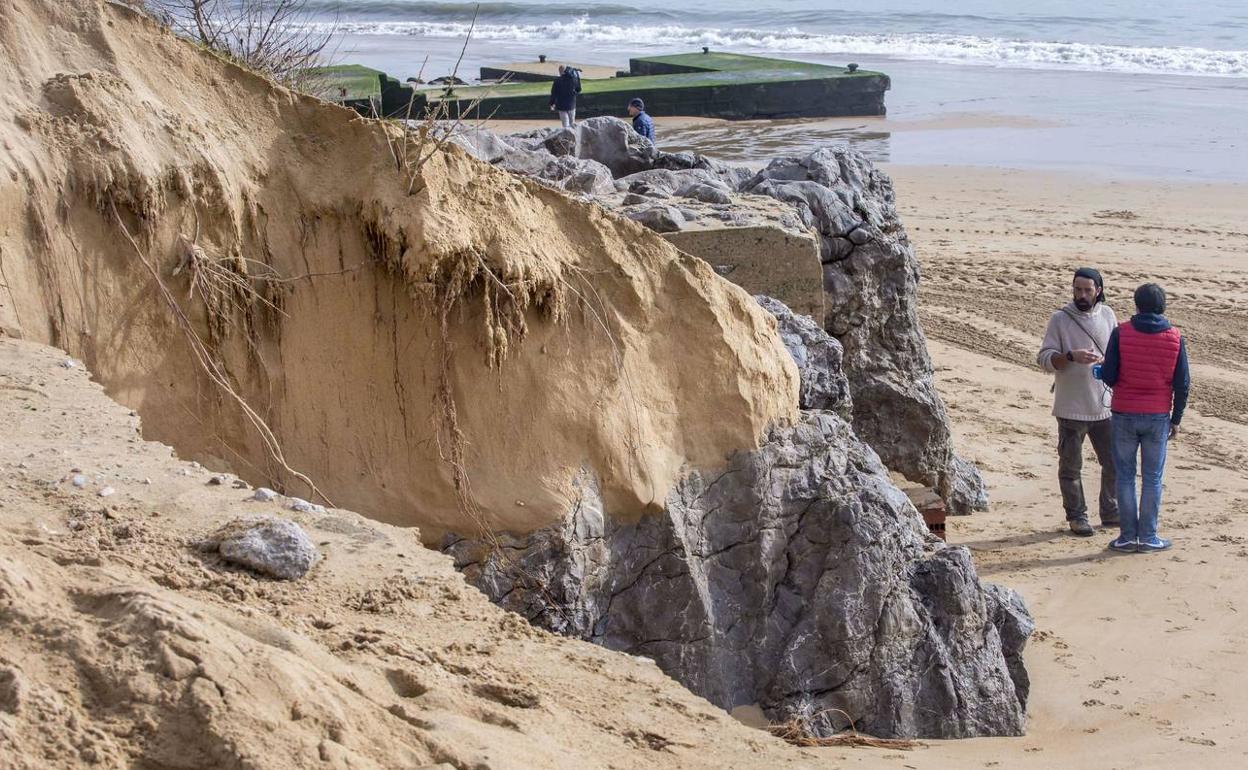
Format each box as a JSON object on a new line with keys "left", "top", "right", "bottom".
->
{"left": 1037, "top": 268, "right": 1119, "bottom": 536}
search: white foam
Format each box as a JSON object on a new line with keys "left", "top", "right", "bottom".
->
{"left": 309, "top": 19, "right": 1248, "bottom": 78}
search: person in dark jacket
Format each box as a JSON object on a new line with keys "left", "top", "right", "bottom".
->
{"left": 627, "top": 98, "right": 654, "bottom": 143}
{"left": 549, "top": 65, "right": 579, "bottom": 127}
{"left": 1100, "top": 283, "right": 1190, "bottom": 553}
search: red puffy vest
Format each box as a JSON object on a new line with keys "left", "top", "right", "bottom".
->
{"left": 1111, "top": 322, "right": 1181, "bottom": 415}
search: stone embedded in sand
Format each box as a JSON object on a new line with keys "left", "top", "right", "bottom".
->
{"left": 206, "top": 516, "right": 319, "bottom": 580}
{"left": 252, "top": 487, "right": 278, "bottom": 502}
{"left": 0, "top": 664, "right": 25, "bottom": 714}
{"left": 289, "top": 498, "right": 326, "bottom": 514}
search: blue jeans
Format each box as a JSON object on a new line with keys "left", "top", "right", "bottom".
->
{"left": 1111, "top": 413, "right": 1170, "bottom": 542}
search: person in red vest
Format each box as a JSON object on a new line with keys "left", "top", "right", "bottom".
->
{"left": 1100, "top": 283, "right": 1190, "bottom": 553}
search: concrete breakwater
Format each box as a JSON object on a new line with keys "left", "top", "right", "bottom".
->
{"left": 347, "top": 52, "right": 889, "bottom": 120}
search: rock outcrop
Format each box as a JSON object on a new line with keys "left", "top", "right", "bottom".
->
{"left": 455, "top": 119, "right": 988, "bottom": 515}
{"left": 445, "top": 298, "right": 1030, "bottom": 739}
{"left": 741, "top": 150, "right": 988, "bottom": 515}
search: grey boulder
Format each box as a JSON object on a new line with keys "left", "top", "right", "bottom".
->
{"left": 755, "top": 296, "right": 850, "bottom": 414}
{"left": 742, "top": 147, "right": 989, "bottom": 514}
{"left": 204, "top": 516, "right": 320, "bottom": 580}
{"left": 444, "top": 413, "right": 1029, "bottom": 739}
{"left": 444, "top": 293, "right": 1030, "bottom": 738}
{"left": 626, "top": 205, "right": 686, "bottom": 233}
{"left": 573, "top": 116, "right": 657, "bottom": 177}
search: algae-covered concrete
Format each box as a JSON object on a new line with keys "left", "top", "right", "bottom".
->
{"left": 480, "top": 61, "right": 619, "bottom": 82}
{"left": 366, "top": 52, "right": 889, "bottom": 120}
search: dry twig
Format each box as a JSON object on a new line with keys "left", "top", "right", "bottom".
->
{"left": 767, "top": 709, "right": 925, "bottom": 751}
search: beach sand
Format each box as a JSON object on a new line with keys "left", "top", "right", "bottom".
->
{"left": 840, "top": 166, "right": 1248, "bottom": 767}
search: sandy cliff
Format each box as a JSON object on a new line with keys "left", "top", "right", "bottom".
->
{"left": 0, "top": 0, "right": 796, "bottom": 539}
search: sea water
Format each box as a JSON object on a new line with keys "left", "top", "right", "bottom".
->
{"left": 300, "top": 0, "right": 1248, "bottom": 180}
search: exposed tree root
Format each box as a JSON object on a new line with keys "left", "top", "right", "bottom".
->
{"left": 109, "top": 196, "right": 333, "bottom": 506}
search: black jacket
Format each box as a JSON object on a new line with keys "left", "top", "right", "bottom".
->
{"left": 549, "top": 72, "right": 578, "bottom": 111}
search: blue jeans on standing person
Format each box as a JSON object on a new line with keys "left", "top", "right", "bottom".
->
{"left": 1111, "top": 412, "right": 1170, "bottom": 544}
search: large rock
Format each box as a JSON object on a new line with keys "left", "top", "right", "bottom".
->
{"left": 755, "top": 296, "right": 849, "bottom": 414}
{"left": 472, "top": 126, "right": 988, "bottom": 515}
{"left": 625, "top": 205, "right": 686, "bottom": 233}
{"left": 741, "top": 148, "right": 988, "bottom": 514}
{"left": 444, "top": 296, "right": 1030, "bottom": 738}
{"left": 445, "top": 412, "right": 1028, "bottom": 738}
{"left": 573, "top": 116, "right": 658, "bottom": 177}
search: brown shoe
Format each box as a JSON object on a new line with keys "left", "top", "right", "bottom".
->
{"left": 1069, "top": 518, "right": 1095, "bottom": 537}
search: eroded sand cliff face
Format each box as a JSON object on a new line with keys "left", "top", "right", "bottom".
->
{"left": 0, "top": 0, "right": 796, "bottom": 540}
{"left": 0, "top": 338, "right": 815, "bottom": 770}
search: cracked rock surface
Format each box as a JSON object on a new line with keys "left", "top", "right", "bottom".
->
{"left": 454, "top": 119, "right": 987, "bottom": 515}
{"left": 203, "top": 516, "right": 320, "bottom": 580}
{"left": 445, "top": 298, "right": 1030, "bottom": 739}
{"left": 741, "top": 149, "right": 988, "bottom": 515}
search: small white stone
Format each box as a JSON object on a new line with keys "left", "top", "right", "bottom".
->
{"left": 98, "top": 486, "right": 115, "bottom": 498}
{"left": 71, "top": 474, "right": 88, "bottom": 488}
{"left": 253, "top": 487, "right": 278, "bottom": 502}
{"left": 60, "top": 359, "right": 76, "bottom": 369}
{"left": 289, "top": 498, "right": 326, "bottom": 514}
{"left": 143, "top": 478, "right": 152, "bottom": 485}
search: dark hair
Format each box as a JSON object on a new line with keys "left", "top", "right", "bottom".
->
{"left": 628, "top": 97, "right": 645, "bottom": 110}
{"left": 1133, "top": 282, "right": 1166, "bottom": 314}
{"left": 1073, "top": 267, "right": 1105, "bottom": 303}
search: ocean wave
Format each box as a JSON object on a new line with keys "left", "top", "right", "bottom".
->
{"left": 315, "top": 19, "right": 1248, "bottom": 78}
{"left": 301, "top": 0, "right": 667, "bottom": 19}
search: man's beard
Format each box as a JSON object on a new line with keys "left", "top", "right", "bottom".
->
{"left": 1074, "top": 298, "right": 1094, "bottom": 311}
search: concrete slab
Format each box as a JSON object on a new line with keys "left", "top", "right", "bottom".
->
{"left": 480, "top": 62, "right": 619, "bottom": 83}
{"left": 663, "top": 226, "right": 825, "bottom": 325}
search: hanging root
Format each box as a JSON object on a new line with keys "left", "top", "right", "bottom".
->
{"left": 109, "top": 196, "right": 333, "bottom": 506}
{"left": 173, "top": 233, "right": 287, "bottom": 344}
